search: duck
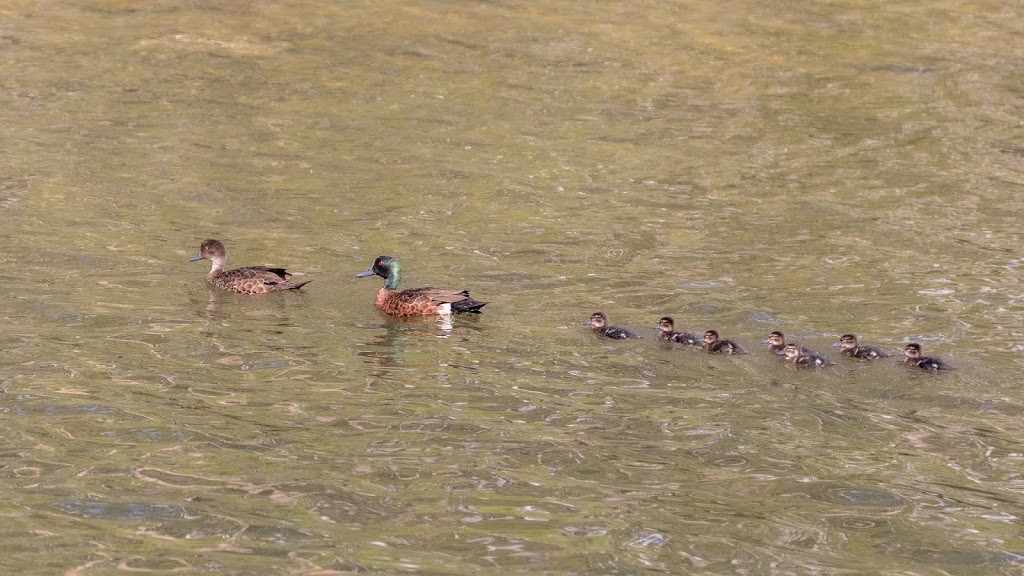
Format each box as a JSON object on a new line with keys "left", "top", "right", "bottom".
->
{"left": 703, "top": 330, "right": 748, "bottom": 354}
{"left": 657, "top": 317, "right": 701, "bottom": 346}
{"left": 783, "top": 344, "right": 834, "bottom": 367}
{"left": 836, "top": 333, "right": 892, "bottom": 359}
{"left": 189, "top": 239, "right": 311, "bottom": 295}
{"left": 356, "top": 255, "right": 487, "bottom": 317}
{"left": 903, "top": 343, "right": 954, "bottom": 371}
{"left": 586, "top": 312, "right": 639, "bottom": 340}
{"left": 764, "top": 331, "right": 816, "bottom": 356}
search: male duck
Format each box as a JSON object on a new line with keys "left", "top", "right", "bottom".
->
{"left": 657, "top": 317, "right": 701, "bottom": 346}
{"left": 836, "top": 333, "right": 892, "bottom": 360}
{"left": 783, "top": 344, "right": 834, "bottom": 367}
{"left": 189, "top": 239, "right": 311, "bottom": 295}
{"left": 586, "top": 312, "right": 639, "bottom": 340}
{"left": 903, "top": 343, "right": 954, "bottom": 371}
{"left": 356, "top": 255, "right": 487, "bottom": 317}
{"left": 703, "top": 330, "right": 748, "bottom": 354}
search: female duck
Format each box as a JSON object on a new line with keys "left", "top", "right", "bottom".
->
{"left": 189, "top": 239, "right": 311, "bottom": 295}
{"left": 836, "top": 334, "right": 891, "bottom": 360}
{"left": 783, "top": 344, "right": 834, "bottom": 367}
{"left": 903, "top": 343, "right": 954, "bottom": 371}
{"left": 356, "top": 256, "right": 487, "bottom": 317}
{"left": 657, "top": 317, "right": 700, "bottom": 346}
{"left": 703, "top": 330, "right": 748, "bottom": 354}
{"left": 587, "top": 312, "right": 639, "bottom": 340}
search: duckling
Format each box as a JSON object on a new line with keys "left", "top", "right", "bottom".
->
{"left": 783, "top": 344, "right": 834, "bottom": 367}
{"left": 189, "top": 239, "right": 311, "bottom": 295}
{"left": 836, "top": 333, "right": 892, "bottom": 359}
{"left": 356, "top": 256, "right": 487, "bottom": 316}
{"left": 657, "top": 317, "right": 701, "bottom": 346}
{"left": 703, "top": 330, "right": 748, "bottom": 354}
{"left": 586, "top": 312, "right": 640, "bottom": 340}
{"left": 764, "top": 331, "right": 816, "bottom": 356}
{"left": 903, "top": 343, "right": 954, "bottom": 371}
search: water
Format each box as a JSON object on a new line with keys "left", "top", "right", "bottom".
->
{"left": 2, "top": 0, "right": 1023, "bottom": 573}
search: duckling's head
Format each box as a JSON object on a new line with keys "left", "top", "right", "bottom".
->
{"left": 783, "top": 344, "right": 801, "bottom": 360}
{"left": 766, "top": 331, "right": 785, "bottom": 347}
{"left": 189, "top": 239, "right": 227, "bottom": 266}
{"left": 703, "top": 330, "right": 720, "bottom": 345}
{"left": 904, "top": 343, "right": 923, "bottom": 359}
{"left": 586, "top": 312, "right": 609, "bottom": 329}
{"left": 357, "top": 256, "right": 402, "bottom": 289}
{"left": 658, "top": 317, "right": 675, "bottom": 333}
{"left": 838, "top": 334, "right": 859, "bottom": 350}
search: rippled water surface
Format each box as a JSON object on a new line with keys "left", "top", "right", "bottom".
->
{"left": 2, "top": 0, "right": 1024, "bottom": 573}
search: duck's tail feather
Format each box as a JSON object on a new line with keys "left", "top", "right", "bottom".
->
{"left": 452, "top": 298, "right": 488, "bottom": 313}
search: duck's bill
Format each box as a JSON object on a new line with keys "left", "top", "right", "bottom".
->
{"left": 355, "top": 269, "right": 375, "bottom": 278}
{"left": 188, "top": 255, "right": 202, "bottom": 262}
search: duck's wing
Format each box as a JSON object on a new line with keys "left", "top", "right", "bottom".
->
{"left": 221, "top": 266, "right": 291, "bottom": 281}
{"left": 857, "top": 345, "right": 892, "bottom": 359}
{"left": 396, "top": 287, "right": 464, "bottom": 304}
{"left": 242, "top": 266, "right": 292, "bottom": 280}
{"left": 217, "top": 266, "right": 308, "bottom": 293}
{"left": 384, "top": 287, "right": 486, "bottom": 315}
{"left": 604, "top": 326, "right": 639, "bottom": 339}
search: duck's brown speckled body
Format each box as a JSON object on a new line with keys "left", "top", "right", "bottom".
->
{"left": 356, "top": 256, "right": 487, "bottom": 317}
{"left": 189, "top": 239, "right": 311, "bottom": 295}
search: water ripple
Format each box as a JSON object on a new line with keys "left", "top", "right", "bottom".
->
{"left": 54, "top": 501, "right": 192, "bottom": 520}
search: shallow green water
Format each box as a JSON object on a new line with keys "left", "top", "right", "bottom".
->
{"left": 2, "top": 0, "right": 1024, "bottom": 573}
